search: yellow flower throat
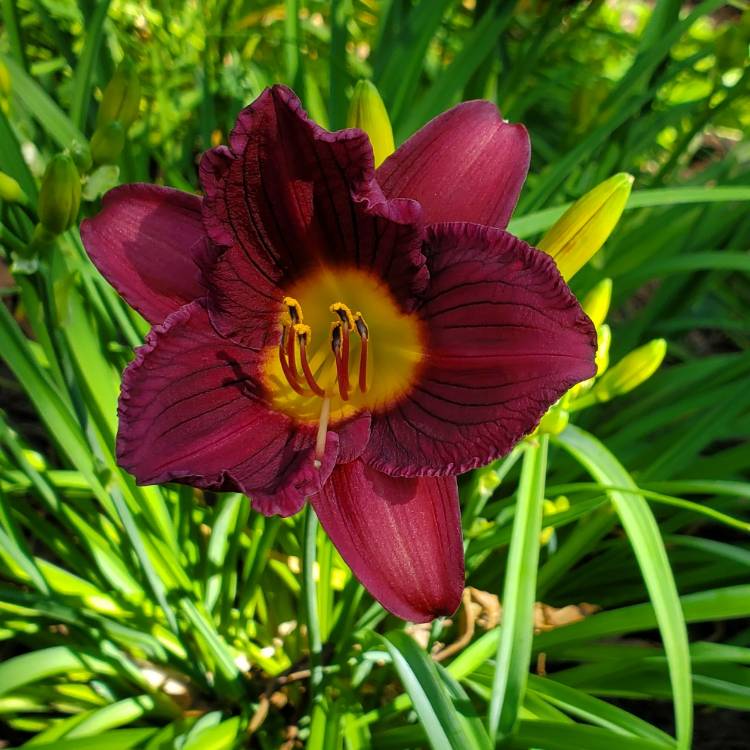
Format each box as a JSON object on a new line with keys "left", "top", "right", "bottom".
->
{"left": 261, "top": 267, "right": 425, "bottom": 431}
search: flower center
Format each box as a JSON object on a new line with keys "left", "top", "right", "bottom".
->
{"left": 261, "top": 267, "right": 425, "bottom": 427}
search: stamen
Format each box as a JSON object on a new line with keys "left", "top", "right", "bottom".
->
{"left": 295, "top": 324, "right": 326, "bottom": 398}
{"left": 354, "top": 312, "right": 369, "bottom": 394}
{"left": 278, "top": 326, "right": 306, "bottom": 396}
{"left": 313, "top": 396, "right": 331, "bottom": 469}
{"left": 330, "top": 322, "right": 349, "bottom": 401}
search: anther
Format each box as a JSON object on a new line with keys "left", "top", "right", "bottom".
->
{"left": 330, "top": 322, "right": 349, "bottom": 401}
{"left": 295, "top": 324, "right": 326, "bottom": 398}
{"left": 283, "top": 296, "right": 303, "bottom": 325}
{"left": 329, "top": 302, "right": 355, "bottom": 330}
{"left": 354, "top": 312, "right": 369, "bottom": 394}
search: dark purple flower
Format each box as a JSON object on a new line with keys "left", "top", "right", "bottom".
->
{"left": 81, "top": 86, "right": 596, "bottom": 623}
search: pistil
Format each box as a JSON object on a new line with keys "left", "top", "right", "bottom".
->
{"left": 313, "top": 396, "right": 331, "bottom": 469}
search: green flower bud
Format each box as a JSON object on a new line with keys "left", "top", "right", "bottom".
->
{"left": 346, "top": 80, "right": 395, "bottom": 168}
{"left": 69, "top": 139, "right": 93, "bottom": 174}
{"left": 538, "top": 173, "right": 633, "bottom": 280}
{"left": 91, "top": 121, "right": 126, "bottom": 165}
{"left": 582, "top": 278, "right": 612, "bottom": 330}
{"left": 97, "top": 62, "right": 141, "bottom": 129}
{"left": 38, "top": 154, "right": 81, "bottom": 234}
{"left": 592, "top": 338, "right": 666, "bottom": 403}
{"left": 0, "top": 171, "right": 27, "bottom": 205}
{"left": 536, "top": 403, "right": 569, "bottom": 435}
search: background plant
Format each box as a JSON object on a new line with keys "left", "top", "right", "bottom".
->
{"left": 0, "top": 1, "right": 748, "bottom": 748}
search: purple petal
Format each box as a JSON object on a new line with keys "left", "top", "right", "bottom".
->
{"left": 117, "top": 301, "right": 336, "bottom": 516}
{"left": 203, "top": 85, "right": 427, "bottom": 347}
{"left": 335, "top": 413, "right": 372, "bottom": 463}
{"left": 376, "top": 101, "right": 530, "bottom": 229}
{"left": 312, "top": 459, "right": 464, "bottom": 622}
{"left": 80, "top": 184, "right": 214, "bottom": 324}
{"left": 364, "top": 223, "right": 597, "bottom": 477}
{"left": 199, "top": 145, "right": 235, "bottom": 248}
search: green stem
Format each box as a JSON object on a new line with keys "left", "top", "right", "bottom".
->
{"left": 303, "top": 505, "right": 324, "bottom": 702}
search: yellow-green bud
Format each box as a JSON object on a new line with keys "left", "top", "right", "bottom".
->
{"left": 536, "top": 404, "right": 569, "bottom": 435}
{"left": 595, "top": 323, "right": 611, "bottom": 376}
{"left": 0, "top": 60, "right": 10, "bottom": 97}
{"left": 540, "top": 496, "right": 569, "bottom": 545}
{"left": 97, "top": 62, "right": 141, "bottom": 130}
{"left": 38, "top": 154, "right": 81, "bottom": 234}
{"left": 91, "top": 121, "right": 126, "bottom": 165}
{"left": 582, "top": 278, "right": 612, "bottom": 330}
{"left": 592, "top": 338, "right": 666, "bottom": 403}
{"left": 538, "top": 173, "right": 634, "bottom": 280}
{"left": 0, "top": 171, "right": 27, "bottom": 205}
{"left": 346, "top": 80, "right": 395, "bottom": 168}
{"left": 594, "top": 323, "right": 612, "bottom": 375}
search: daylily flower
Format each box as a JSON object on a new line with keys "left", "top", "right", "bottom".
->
{"left": 81, "top": 86, "right": 596, "bottom": 622}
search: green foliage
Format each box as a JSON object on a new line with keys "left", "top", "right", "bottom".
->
{"left": 0, "top": 0, "right": 749, "bottom": 748}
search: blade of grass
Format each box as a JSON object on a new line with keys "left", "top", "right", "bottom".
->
{"left": 69, "top": 0, "right": 112, "bottom": 129}
{"left": 526, "top": 675, "right": 674, "bottom": 746}
{"left": 1, "top": 0, "right": 27, "bottom": 69}
{"left": 509, "top": 720, "right": 670, "bottom": 750}
{"left": 382, "top": 630, "right": 488, "bottom": 750}
{"left": 509, "top": 186, "right": 750, "bottom": 239}
{"left": 488, "top": 436, "right": 548, "bottom": 742}
{"left": 555, "top": 426, "right": 692, "bottom": 750}
{"left": 0, "top": 106, "right": 37, "bottom": 198}
{"left": 0, "top": 55, "right": 85, "bottom": 149}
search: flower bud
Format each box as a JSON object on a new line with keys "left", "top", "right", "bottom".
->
{"left": 38, "top": 154, "right": 81, "bottom": 234}
{"left": 538, "top": 173, "right": 634, "bottom": 280}
{"left": 595, "top": 323, "right": 611, "bottom": 376}
{"left": 592, "top": 338, "right": 666, "bottom": 403}
{"left": 582, "top": 278, "right": 612, "bottom": 330}
{"left": 0, "top": 171, "right": 28, "bottom": 205}
{"left": 536, "top": 403, "right": 569, "bottom": 435}
{"left": 346, "top": 80, "right": 395, "bottom": 168}
{"left": 540, "top": 496, "right": 569, "bottom": 545}
{"left": 97, "top": 62, "right": 141, "bottom": 130}
{"left": 91, "top": 121, "right": 126, "bottom": 165}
